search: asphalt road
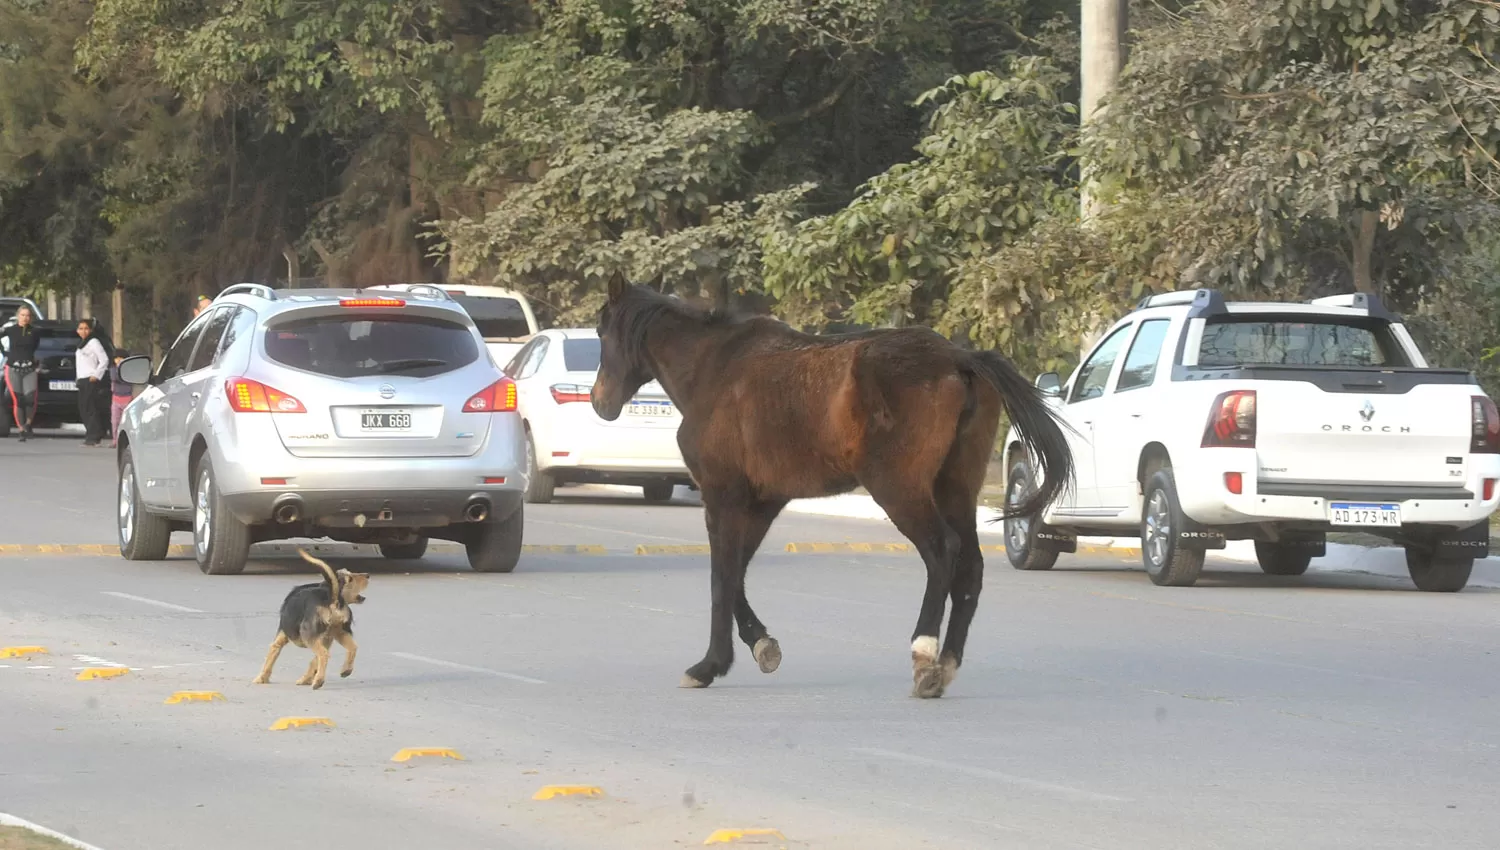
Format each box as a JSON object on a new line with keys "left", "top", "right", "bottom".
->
{"left": 3, "top": 432, "right": 1500, "bottom": 850}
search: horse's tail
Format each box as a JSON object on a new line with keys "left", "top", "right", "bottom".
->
{"left": 961, "top": 350, "right": 1074, "bottom": 521}
{"left": 299, "top": 549, "right": 344, "bottom": 607}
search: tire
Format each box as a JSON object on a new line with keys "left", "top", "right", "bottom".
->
{"left": 118, "top": 446, "right": 171, "bottom": 560}
{"left": 467, "top": 502, "right": 524, "bottom": 573}
{"left": 379, "top": 536, "right": 429, "bottom": 560}
{"left": 1004, "top": 458, "right": 1059, "bottom": 571}
{"left": 642, "top": 482, "right": 674, "bottom": 503}
{"left": 1140, "top": 466, "right": 1205, "bottom": 587}
{"left": 193, "top": 456, "right": 251, "bottom": 575}
{"left": 524, "top": 433, "right": 555, "bottom": 504}
{"left": 1254, "top": 542, "right": 1312, "bottom": 576}
{"left": 1404, "top": 548, "right": 1473, "bottom": 592}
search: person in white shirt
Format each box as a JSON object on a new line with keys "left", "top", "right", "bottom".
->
{"left": 74, "top": 319, "right": 111, "bottom": 446}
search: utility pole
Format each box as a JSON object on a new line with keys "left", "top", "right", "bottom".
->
{"left": 1079, "top": 0, "right": 1128, "bottom": 221}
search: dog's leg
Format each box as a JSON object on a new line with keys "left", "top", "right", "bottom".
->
{"left": 336, "top": 631, "right": 358, "bottom": 679}
{"left": 295, "top": 656, "right": 317, "bottom": 686}
{"left": 311, "top": 639, "right": 332, "bottom": 690}
{"left": 252, "top": 632, "right": 290, "bottom": 684}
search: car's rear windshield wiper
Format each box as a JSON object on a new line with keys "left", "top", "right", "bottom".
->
{"left": 374, "top": 358, "right": 448, "bottom": 373}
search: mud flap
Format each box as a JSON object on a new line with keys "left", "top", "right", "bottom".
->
{"left": 1272, "top": 532, "right": 1326, "bottom": 558}
{"left": 1033, "top": 525, "right": 1077, "bottom": 554}
{"left": 1431, "top": 521, "right": 1490, "bottom": 559}
{"left": 1175, "top": 517, "right": 1226, "bottom": 551}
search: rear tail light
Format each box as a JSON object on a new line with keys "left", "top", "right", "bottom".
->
{"left": 226, "top": 378, "right": 305, "bottom": 413}
{"left": 1471, "top": 396, "right": 1500, "bottom": 454}
{"left": 550, "top": 383, "right": 592, "bottom": 404}
{"left": 338, "top": 298, "right": 404, "bottom": 308}
{"left": 1484, "top": 479, "right": 1496, "bottom": 501}
{"left": 463, "top": 377, "right": 518, "bottom": 413}
{"left": 1202, "top": 390, "right": 1256, "bottom": 448}
{"left": 1224, "top": 472, "right": 1243, "bottom": 495}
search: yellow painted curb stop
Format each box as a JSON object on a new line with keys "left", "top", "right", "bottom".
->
{"left": 76, "top": 667, "right": 130, "bottom": 680}
{"left": 522, "top": 544, "right": 608, "bottom": 555}
{"left": 391, "top": 747, "right": 464, "bottom": 763}
{"left": 269, "top": 716, "right": 334, "bottom": 731}
{"left": 532, "top": 784, "right": 604, "bottom": 800}
{"left": 703, "top": 828, "right": 787, "bottom": 845}
{"left": 0, "top": 646, "right": 47, "bottom": 659}
{"left": 635, "top": 544, "right": 713, "bottom": 555}
{"left": 165, "top": 690, "right": 226, "bottom": 704}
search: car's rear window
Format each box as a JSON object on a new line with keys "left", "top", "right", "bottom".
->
{"left": 264, "top": 314, "right": 479, "bottom": 378}
{"left": 562, "top": 338, "right": 601, "bottom": 372}
{"left": 1198, "top": 317, "right": 1410, "bottom": 368}
{"left": 453, "top": 295, "right": 530, "bottom": 339}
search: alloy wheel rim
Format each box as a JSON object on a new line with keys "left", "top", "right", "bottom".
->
{"left": 1006, "top": 475, "right": 1031, "bottom": 552}
{"left": 1144, "top": 490, "right": 1171, "bottom": 567}
{"left": 119, "top": 464, "right": 135, "bottom": 546}
{"left": 195, "top": 469, "right": 212, "bottom": 558}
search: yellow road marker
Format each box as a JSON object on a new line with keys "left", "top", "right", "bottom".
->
{"left": 635, "top": 544, "right": 712, "bottom": 555}
{"left": 0, "top": 646, "right": 47, "bottom": 659}
{"left": 522, "top": 544, "right": 608, "bottom": 555}
{"left": 269, "top": 716, "right": 334, "bottom": 731}
{"left": 703, "top": 828, "right": 787, "bottom": 845}
{"left": 784, "top": 542, "right": 911, "bottom": 554}
{"left": 531, "top": 784, "right": 604, "bottom": 800}
{"left": 391, "top": 747, "right": 464, "bottom": 762}
{"left": 164, "top": 690, "right": 226, "bottom": 704}
{"left": 76, "top": 667, "right": 130, "bottom": 680}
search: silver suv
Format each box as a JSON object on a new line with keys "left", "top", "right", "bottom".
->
{"left": 114, "top": 284, "right": 529, "bottom": 575}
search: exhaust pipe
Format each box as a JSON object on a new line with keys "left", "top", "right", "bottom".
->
{"left": 464, "top": 498, "right": 490, "bottom": 523}
{"left": 272, "top": 497, "right": 303, "bottom": 525}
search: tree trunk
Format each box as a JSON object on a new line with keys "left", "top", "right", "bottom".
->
{"left": 150, "top": 281, "right": 164, "bottom": 362}
{"left": 1351, "top": 208, "right": 1378, "bottom": 294}
{"left": 1079, "top": 0, "right": 1128, "bottom": 221}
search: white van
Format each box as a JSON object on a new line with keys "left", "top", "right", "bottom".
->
{"left": 370, "top": 284, "right": 541, "bottom": 366}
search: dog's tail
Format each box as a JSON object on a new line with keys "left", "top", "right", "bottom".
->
{"left": 299, "top": 549, "right": 343, "bottom": 606}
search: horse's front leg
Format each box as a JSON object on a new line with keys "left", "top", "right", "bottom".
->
{"left": 682, "top": 497, "right": 750, "bottom": 688}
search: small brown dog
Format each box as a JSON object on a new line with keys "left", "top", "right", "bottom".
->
{"left": 252, "top": 549, "right": 370, "bottom": 690}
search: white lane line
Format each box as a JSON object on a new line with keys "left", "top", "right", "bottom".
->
{"left": 101, "top": 591, "right": 204, "bottom": 614}
{"left": 1198, "top": 650, "right": 1422, "bottom": 685}
{"left": 388, "top": 651, "right": 546, "bottom": 685}
{"left": 0, "top": 812, "right": 109, "bottom": 850}
{"left": 850, "top": 747, "right": 1128, "bottom": 804}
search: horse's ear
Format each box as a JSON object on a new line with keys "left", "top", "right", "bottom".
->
{"left": 607, "top": 272, "right": 628, "bottom": 303}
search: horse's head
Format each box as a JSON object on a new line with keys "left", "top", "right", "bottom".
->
{"left": 592, "top": 273, "right": 655, "bottom": 421}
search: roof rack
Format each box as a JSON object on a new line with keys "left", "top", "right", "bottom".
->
{"left": 402, "top": 284, "right": 454, "bottom": 302}
{"left": 1308, "top": 292, "right": 1399, "bottom": 322}
{"left": 1137, "top": 288, "right": 1227, "bottom": 319}
{"left": 218, "top": 283, "right": 278, "bottom": 302}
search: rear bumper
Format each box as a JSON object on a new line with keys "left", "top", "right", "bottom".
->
{"left": 1177, "top": 448, "right": 1500, "bottom": 529}
{"left": 223, "top": 487, "right": 523, "bottom": 528}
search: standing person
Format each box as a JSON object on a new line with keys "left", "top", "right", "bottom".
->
{"left": 1, "top": 305, "right": 41, "bottom": 442}
{"left": 110, "top": 348, "right": 133, "bottom": 448}
{"left": 74, "top": 318, "right": 111, "bottom": 447}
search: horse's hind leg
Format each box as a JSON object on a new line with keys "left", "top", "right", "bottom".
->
{"left": 864, "top": 476, "right": 960, "bottom": 699}
{"left": 935, "top": 473, "right": 985, "bottom": 692}
{"left": 734, "top": 499, "right": 788, "bottom": 674}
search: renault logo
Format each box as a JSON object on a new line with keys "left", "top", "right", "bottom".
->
{"left": 1359, "top": 399, "right": 1375, "bottom": 422}
{"left": 379, "top": 383, "right": 396, "bottom": 399}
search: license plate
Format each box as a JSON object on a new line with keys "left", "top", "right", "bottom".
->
{"left": 626, "top": 400, "right": 673, "bottom": 417}
{"left": 1329, "top": 502, "right": 1401, "bottom": 527}
{"left": 49, "top": 380, "right": 76, "bottom": 392}
{"left": 360, "top": 409, "right": 412, "bottom": 431}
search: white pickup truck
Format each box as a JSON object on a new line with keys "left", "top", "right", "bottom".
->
{"left": 1002, "top": 289, "right": 1500, "bottom": 592}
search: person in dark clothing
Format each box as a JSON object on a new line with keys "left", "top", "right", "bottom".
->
{"left": 74, "top": 318, "right": 111, "bottom": 447}
{"left": 1, "top": 305, "right": 41, "bottom": 441}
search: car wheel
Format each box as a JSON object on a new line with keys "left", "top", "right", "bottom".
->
{"left": 1254, "top": 542, "right": 1312, "bottom": 576}
{"left": 194, "top": 457, "right": 251, "bottom": 575}
{"left": 379, "top": 536, "right": 429, "bottom": 560}
{"left": 1404, "top": 548, "right": 1473, "bottom": 592}
{"left": 118, "top": 446, "right": 171, "bottom": 560}
{"left": 467, "top": 502, "right": 524, "bottom": 573}
{"left": 1140, "top": 466, "right": 1205, "bottom": 587}
{"left": 1004, "top": 458, "right": 1058, "bottom": 571}
{"left": 524, "top": 433, "right": 554, "bottom": 504}
{"left": 642, "top": 482, "right": 674, "bottom": 503}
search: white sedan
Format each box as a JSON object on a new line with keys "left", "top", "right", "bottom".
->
{"left": 504, "top": 328, "right": 693, "bottom": 503}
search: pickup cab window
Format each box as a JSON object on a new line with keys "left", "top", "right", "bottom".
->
{"left": 1117, "top": 319, "right": 1171, "bottom": 392}
{"left": 1198, "top": 317, "right": 1412, "bottom": 368}
{"left": 1069, "top": 325, "right": 1130, "bottom": 403}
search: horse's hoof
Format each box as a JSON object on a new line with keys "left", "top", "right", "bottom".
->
{"left": 752, "top": 638, "right": 782, "bottom": 674}
{"left": 912, "top": 664, "right": 946, "bottom": 699}
{"left": 679, "top": 673, "right": 711, "bottom": 689}
{"left": 251, "top": 676, "right": 268, "bottom": 685}
{"left": 340, "top": 669, "right": 352, "bottom": 678}
{"left": 940, "top": 655, "right": 959, "bottom": 689}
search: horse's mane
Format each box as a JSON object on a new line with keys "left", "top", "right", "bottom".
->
{"left": 610, "top": 286, "right": 746, "bottom": 367}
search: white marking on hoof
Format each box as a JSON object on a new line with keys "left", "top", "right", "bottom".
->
{"left": 752, "top": 638, "right": 782, "bottom": 674}
{"left": 910, "top": 635, "right": 939, "bottom": 662}
{"left": 940, "top": 655, "right": 959, "bottom": 689}
{"left": 679, "top": 673, "right": 710, "bottom": 689}
{"left": 912, "top": 664, "right": 946, "bottom": 699}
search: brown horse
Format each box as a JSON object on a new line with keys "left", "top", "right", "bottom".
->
{"left": 591, "top": 276, "right": 1072, "bottom": 697}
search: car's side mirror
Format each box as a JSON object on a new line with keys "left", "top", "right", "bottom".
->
{"left": 118, "top": 355, "right": 155, "bottom": 385}
{"left": 1035, "top": 372, "right": 1063, "bottom": 397}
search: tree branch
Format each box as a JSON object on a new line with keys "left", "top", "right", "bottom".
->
{"left": 764, "top": 71, "right": 859, "bottom": 129}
